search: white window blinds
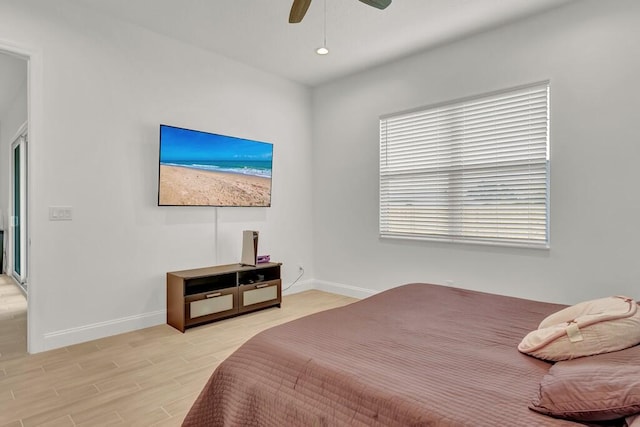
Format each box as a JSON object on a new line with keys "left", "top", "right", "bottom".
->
{"left": 379, "top": 82, "right": 549, "bottom": 248}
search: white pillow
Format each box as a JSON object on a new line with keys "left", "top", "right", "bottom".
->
{"left": 518, "top": 296, "right": 640, "bottom": 361}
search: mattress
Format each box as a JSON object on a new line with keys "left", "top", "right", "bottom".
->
{"left": 183, "top": 283, "right": 610, "bottom": 426}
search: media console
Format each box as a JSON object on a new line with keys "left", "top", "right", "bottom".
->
{"left": 166, "top": 262, "right": 282, "bottom": 332}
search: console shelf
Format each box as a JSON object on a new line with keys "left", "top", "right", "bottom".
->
{"left": 166, "top": 262, "right": 282, "bottom": 332}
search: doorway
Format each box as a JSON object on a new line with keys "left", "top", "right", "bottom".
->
{"left": 11, "top": 128, "right": 27, "bottom": 291}
{"left": 0, "top": 48, "right": 29, "bottom": 356}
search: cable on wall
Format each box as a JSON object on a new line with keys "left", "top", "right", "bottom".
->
{"left": 213, "top": 207, "right": 219, "bottom": 264}
{"left": 282, "top": 266, "right": 305, "bottom": 292}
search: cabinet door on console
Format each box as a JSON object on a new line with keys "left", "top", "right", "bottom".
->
{"left": 239, "top": 280, "right": 281, "bottom": 313}
{"left": 184, "top": 287, "right": 238, "bottom": 326}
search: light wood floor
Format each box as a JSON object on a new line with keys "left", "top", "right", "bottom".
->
{"left": 0, "top": 287, "right": 356, "bottom": 426}
{"left": 0, "top": 275, "right": 27, "bottom": 361}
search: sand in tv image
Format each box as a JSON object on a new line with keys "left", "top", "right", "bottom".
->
{"left": 158, "top": 125, "right": 273, "bottom": 207}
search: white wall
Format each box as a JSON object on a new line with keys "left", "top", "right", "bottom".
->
{"left": 311, "top": 0, "right": 640, "bottom": 304}
{"left": 2, "top": 0, "right": 637, "bottom": 353}
{"left": 0, "top": 0, "right": 314, "bottom": 352}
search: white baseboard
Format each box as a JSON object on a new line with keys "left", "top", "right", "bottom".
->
{"left": 312, "top": 280, "right": 378, "bottom": 299}
{"left": 282, "top": 278, "right": 378, "bottom": 299}
{"left": 40, "top": 279, "right": 377, "bottom": 351}
{"left": 43, "top": 309, "right": 166, "bottom": 351}
{"left": 281, "top": 278, "right": 315, "bottom": 296}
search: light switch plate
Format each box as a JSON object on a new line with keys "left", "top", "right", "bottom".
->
{"left": 49, "top": 206, "right": 73, "bottom": 221}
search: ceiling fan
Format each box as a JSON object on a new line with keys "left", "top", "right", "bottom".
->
{"left": 289, "top": 0, "right": 392, "bottom": 23}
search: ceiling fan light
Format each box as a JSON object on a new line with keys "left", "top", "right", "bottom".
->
{"left": 316, "top": 46, "right": 329, "bottom": 55}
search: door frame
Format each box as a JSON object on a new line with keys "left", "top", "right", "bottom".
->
{"left": 10, "top": 124, "right": 28, "bottom": 289}
{"left": 1, "top": 38, "right": 43, "bottom": 353}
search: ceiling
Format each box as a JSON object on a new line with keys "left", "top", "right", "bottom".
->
{"left": 74, "top": 0, "right": 574, "bottom": 87}
{"left": 1, "top": 0, "right": 575, "bottom": 117}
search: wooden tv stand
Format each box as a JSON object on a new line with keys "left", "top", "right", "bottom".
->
{"left": 166, "top": 262, "right": 282, "bottom": 332}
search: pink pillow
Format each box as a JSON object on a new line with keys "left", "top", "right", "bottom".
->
{"left": 518, "top": 296, "right": 640, "bottom": 361}
{"left": 530, "top": 345, "right": 640, "bottom": 422}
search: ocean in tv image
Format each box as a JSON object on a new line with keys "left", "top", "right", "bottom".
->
{"left": 158, "top": 125, "right": 273, "bottom": 207}
{"left": 164, "top": 159, "right": 272, "bottom": 179}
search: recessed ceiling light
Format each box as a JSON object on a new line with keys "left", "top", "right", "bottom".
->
{"left": 316, "top": 47, "right": 329, "bottom": 55}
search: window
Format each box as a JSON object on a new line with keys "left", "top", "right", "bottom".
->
{"left": 379, "top": 82, "right": 549, "bottom": 248}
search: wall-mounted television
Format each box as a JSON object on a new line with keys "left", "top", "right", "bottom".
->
{"left": 158, "top": 124, "right": 273, "bottom": 207}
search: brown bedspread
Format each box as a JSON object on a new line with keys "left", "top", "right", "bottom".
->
{"left": 183, "top": 283, "right": 601, "bottom": 426}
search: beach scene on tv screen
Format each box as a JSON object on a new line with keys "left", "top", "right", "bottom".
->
{"left": 158, "top": 126, "right": 273, "bottom": 206}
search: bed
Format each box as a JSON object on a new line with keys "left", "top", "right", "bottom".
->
{"left": 182, "top": 283, "right": 634, "bottom": 426}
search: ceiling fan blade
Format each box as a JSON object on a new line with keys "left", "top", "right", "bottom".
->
{"left": 289, "top": 0, "right": 312, "bottom": 23}
{"left": 358, "top": 0, "right": 392, "bottom": 10}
